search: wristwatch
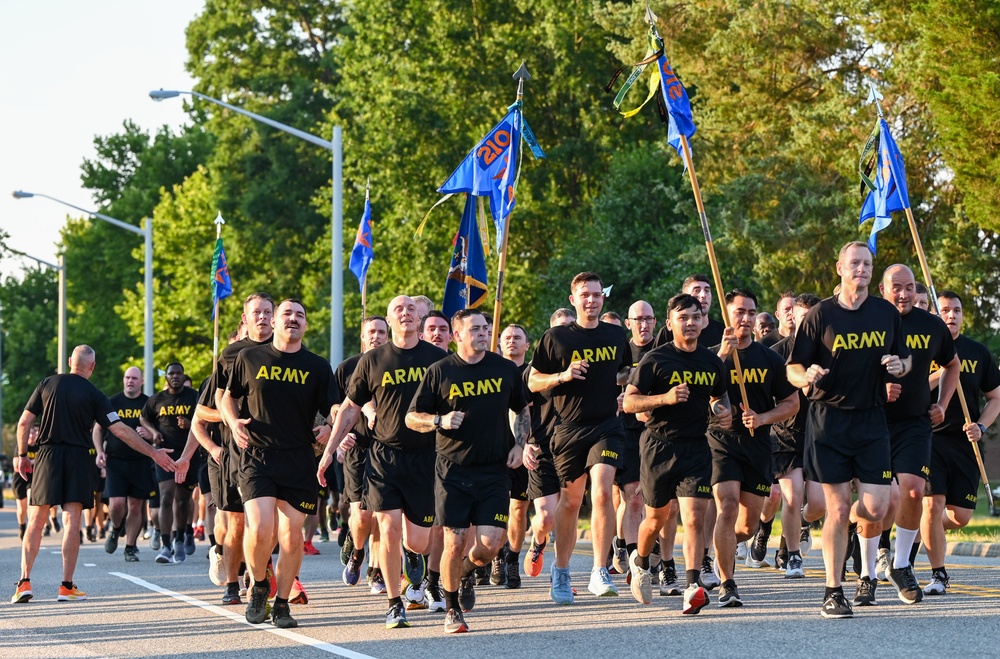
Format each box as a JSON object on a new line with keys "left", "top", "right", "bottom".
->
{"left": 432, "top": 415, "right": 441, "bottom": 428}
{"left": 977, "top": 423, "right": 987, "bottom": 436}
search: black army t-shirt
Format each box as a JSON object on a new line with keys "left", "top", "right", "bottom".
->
{"left": 770, "top": 334, "right": 808, "bottom": 448}
{"left": 885, "top": 307, "right": 956, "bottom": 423}
{"left": 531, "top": 321, "right": 630, "bottom": 425}
{"left": 628, "top": 342, "right": 727, "bottom": 440}
{"left": 712, "top": 340, "right": 797, "bottom": 437}
{"left": 142, "top": 387, "right": 199, "bottom": 452}
{"left": 410, "top": 351, "right": 530, "bottom": 466}
{"left": 227, "top": 344, "right": 338, "bottom": 450}
{"left": 654, "top": 317, "right": 724, "bottom": 350}
{"left": 104, "top": 391, "right": 150, "bottom": 459}
{"left": 932, "top": 334, "right": 1000, "bottom": 437}
{"left": 335, "top": 353, "right": 374, "bottom": 449}
{"left": 623, "top": 340, "right": 656, "bottom": 433}
{"left": 26, "top": 374, "right": 121, "bottom": 449}
{"left": 347, "top": 340, "right": 448, "bottom": 451}
{"left": 788, "top": 295, "right": 909, "bottom": 409}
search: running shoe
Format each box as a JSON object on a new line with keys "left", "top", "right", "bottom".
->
{"left": 404, "top": 550, "right": 426, "bottom": 586}
{"left": 746, "top": 527, "right": 769, "bottom": 568}
{"left": 699, "top": 554, "right": 720, "bottom": 590}
{"left": 86, "top": 525, "right": 97, "bottom": 543}
{"left": 550, "top": 564, "right": 574, "bottom": 605}
{"left": 887, "top": 564, "right": 923, "bottom": 604}
{"left": 149, "top": 528, "right": 161, "bottom": 551}
{"left": 241, "top": 571, "right": 250, "bottom": 597}
{"left": 405, "top": 577, "right": 428, "bottom": 610}
{"left": 44, "top": 523, "right": 52, "bottom": 537}
{"left": 425, "top": 581, "right": 446, "bottom": 612}
{"left": 682, "top": 584, "right": 709, "bottom": 614}
{"left": 875, "top": 548, "right": 890, "bottom": 582}
{"left": 444, "top": 608, "right": 469, "bottom": 634}
{"left": 784, "top": 553, "right": 805, "bottom": 579}
{"left": 505, "top": 558, "right": 521, "bottom": 589}
{"left": 717, "top": 582, "right": 743, "bottom": 607}
{"left": 124, "top": 546, "right": 139, "bottom": 563}
{"left": 209, "top": 547, "right": 226, "bottom": 586}
{"left": 659, "top": 562, "right": 681, "bottom": 596}
{"left": 184, "top": 531, "right": 197, "bottom": 557}
{"left": 318, "top": 529, "right": 329, "bottom": 543}
{"left": 222, "top": 582, "right": 241, "bottom": 605}
{"left": 99, "top": 526, "right": 107, "bottom": 540}
{"left": 303, "top": 541, "right": 320, "bottom": 556}
{"left": 821, "top": 591, "right": 853, "bottom": 618}
{"left": 853, "top": 576, "right": 878, "bottom": 606}
{"left": 340, "top": 531, "right": 354, "bottom": 566}
{"left": 155, "top": 546, "right": 174, "bottom": 564}
{"left": 289, "top": 578, "right": 309, "bottom": 605}
{"left": 923, "top": 569, "right": 949, "bottom": 596}
{"left": 194, "top": 524, "right": 206, "bottom": 541}
{"left": 10, "top": 580, "right": 32, "bottom": 604}
{"left": 104, "top": 528, "right": 120, "bottom": 554}
{"left": 266, "top": 560, "right": 278, "bottom": 598}
{"left": 173, "top": 541, "right": 186, "bottom": 563}
{"left": 271, "top": 601, "right": 297, "bottom": 628}
{"left": 474, "top": 565, "right": 489, "bottom": 586}
{"left": 57, "top": 583, "right": 87, "bottom": 601}
{"left": 650, "top": 540, "right": 662, "bottom": 570}
{"left": 800, "top": 517, "right": 812, "bottom": 556}
{"left": 53, "top": 517, "right": 62, "bottom": 533}
{"left": 246, "top": 584, "right": 270, "bottom": 624}
{"left": 774, "top": 549, "right": 788, "bottom": 570}
{"left": 735, "top": 540, "right": 749, "bottom": 562}
{"left": 337, "top": 524, "right": 349, "bottom": 547}
{"left": 343, "top": 549, "right": 364, "bottom": 586}
{"left": 611, "top": 539, "right": 628, "bottom": 575}
{"left": 369, "top": 570, "right": 387, "bottom": 595}
{"left": 459, "top": 573, "right": 477, "bottom": 611}
{"left": 628, "top": 551, "right": 652, "bottom": 604}
{"left": 524, "top": 539, "right": 546, "bottom": 577}
{"left": 490, "top": 546, "right": 507, "bottom": 586}
{"left": 587, "top": 566, "right": 618, "bottom": 597}
{"left": 385, "top": 601, "right": 409, "bottom": 629}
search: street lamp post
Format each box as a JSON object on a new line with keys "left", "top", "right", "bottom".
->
{"left": 149, "top": 88, "right": 344, "bottom": 366}
{"left": 11, "top": 191, "right": 155, "bottom": 395}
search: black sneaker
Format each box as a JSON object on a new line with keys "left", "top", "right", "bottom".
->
{"left": 86, "top": 525, "right": 97, "bottom": 543}
{"left": 123, "top": 546, "right": 139, "bottom": 563}
{"left": 490, "top": 546, "right": 507, "bottom": 586}
{"left": 748, "top": 526, "right": 769, "bottom": 567}
{"left": 505, "top": 558, "right": 521, "bottom": 589}
{"left": 271, "top": 602, "right": 298, "bottom": 628}
{"left": 444, "top": 608, "right": 469, "bottom": 634}
{"left": 821, "top": 591, "right": 853, "bottom": 619}
{"left": 404, "top": 550, "right": 426, "bottom": 586}
{"left": 104, "top": 529, "right": 120, "bottom": 554}
{"left": 222, "top": 583, "right": 241, "bottom": 605}
{"left": 774, "top": 549, "right": 788, "bottom": 570}
{"left": 337, "top": 524, "right": 349, "bottom": 547}
{"left": 474, "top": 565, "right": 489, "bottom": 586}
{"left": 717, "top": 582, "right": 743, "bottom": 607}
{"left": 246, "top": 584, "right": 269, "bottom": 623}
{"left": 340, "top": 529, "right": 354, "bottom": 567}
{"left": 853, "top": 576, "right": 878, "bottom": 606}
{"left": 426, "top": 581, "right": 446, "bottom": 612}
{"left": 887, "top": 564, "right": 923, "bottom": 604}
{"left": 459, "top": 573, "right": 477, "bottom": 612}
{"left": 385, "top": 601, "right": 409, "bottom": 629}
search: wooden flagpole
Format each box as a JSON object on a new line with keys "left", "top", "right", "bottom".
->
{"left": 865, "top": 80, "right": 994, "bottom": 512}
{"left": 489, "top": 61, "right": 530, "bottom": 353}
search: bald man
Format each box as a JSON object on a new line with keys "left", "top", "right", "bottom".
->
{"left": 93, "top": 366, "right": 154, "bottom": 561}
{"left": 13, "top": 346, "right": 175, "bottom": 604}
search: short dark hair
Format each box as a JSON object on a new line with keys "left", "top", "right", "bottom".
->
{"left": 503, "top": 323, "right": 528, "bottom": 341}
{"left": 600, "top": 311, "right": 622, "bottom": 323}
{"left": 421, "top": 310, "right": 451, "bottom": 332}
{"left": 165, "top": 362, "right": 184, "bottom": 373}
{"left": 550, "top": 308, "right": 576, "bottom": 324}
{"left": 914, "top": 282, "right": 928, "bottom": 295}
{"left": 667, "top": 293, "right": 702, "bottom": 315}
{"left": 794, "top": 293, "right": 821, "bottom": 310}
{"left": 724, "top": 288, "right": 758, "bottom": 306}
{"left": 682, "top": 274, "right": 710, "bottom": 291}
{"left": 570, "top": 271, "right": 603, "bottom": 291}
{"left": 451, "top": 308, "right": 486, "bottom": 328}
{"left": 278, "top": 298, "right": 306, "bottom": 317}
{"left": 938, "top": 290, "right": 963, "bottom": 306}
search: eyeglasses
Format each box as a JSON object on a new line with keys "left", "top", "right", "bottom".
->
{"left": 628, "top": 317, "right": 656, "bottom": 325}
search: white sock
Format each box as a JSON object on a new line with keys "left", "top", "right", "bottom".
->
{"left": 893, "top": 527, "right": 918, "bottom": 569}
{"left": 859, "top": 534, "right": 880, "bottom": 579}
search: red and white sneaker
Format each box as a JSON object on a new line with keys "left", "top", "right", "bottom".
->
{"left": 289, "top": 578, "right": 309, "bottom": 605}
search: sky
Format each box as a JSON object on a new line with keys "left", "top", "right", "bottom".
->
{"left": 0, "top": 0, "right": 204, "bottom": 278}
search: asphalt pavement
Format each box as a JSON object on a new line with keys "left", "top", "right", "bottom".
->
{"left": 0, "top": 506, "right": 997, "bottom": 658}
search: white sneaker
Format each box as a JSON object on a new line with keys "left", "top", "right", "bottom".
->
{"left": 154, "top": 546, "right": 174, "bottom": 564}
{"left": 405, "top": 577, "right": 428, "bottom": 610}
{"left": 735, "top": 540, "right": 749, "bottom": 561}
{"left": 627, "top": 551, "right": 652, "bottom": 604}
{"left": 784, "top": 553, "right": 805, "bottom": 579}
{"left": 699, "top": 554, "right": 720, "bottom": 590}
{"left": 587, "top": 566, "right": 618, "bottom": 597}
{"left": 923, "top": 570, "right": 949, "bottom": 595}
{"left": 875, "top": 548, "right": 890, "bottom": 582}
{"left": 209, "top": 548, "right": 225, "bottom": 586}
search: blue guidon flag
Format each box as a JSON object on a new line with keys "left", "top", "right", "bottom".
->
{"left": 349, "top": 195, "right": 374, "bottom": 290}
{"left": 859, "top": 118, "right": 910, "bottom": 254}
{"left": 441, "top": 194, "right": 489, "bottom": 318}
{"left": 212, "top": 237, "right": 233, "bottom": 304}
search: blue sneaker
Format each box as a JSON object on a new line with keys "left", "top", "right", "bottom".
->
{"left": 550, "top": 564, "right": 574, "bottom": 605}
{"left": 343, "top": 549, "right": 363, "bottom": 586}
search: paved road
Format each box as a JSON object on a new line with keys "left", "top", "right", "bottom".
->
{"left": 1, "top": 507, "right": 997, "bottom": 658}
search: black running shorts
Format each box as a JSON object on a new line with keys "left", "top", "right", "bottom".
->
{"left": 928, "top": 433, "right": 979, "bottom": 509}
{"left": 708, "top": 430, "right": 773, "bottom": 496}
{"left": 804, "top": 404, "right": 892, "bottom": 485}
{"left": 363, "top": 442, "right": 435, "bottom": 527}
{"left": 342, "top": 444, "right": 370, "bottom": 505}
{"left": 238, "top": 445, "right": 319, "bottom": 515}
{"left": 550, "top": 417, "right": 625, "bottom": 486}
{"left": 888, "top": 417, "right": 932, "bottom": 480}
{"left": 640, "top": 431, "right": 712, "bottom": 508}
{"left": 435, "top": 458, "right": 510, "bottom": 529}
{"left": 30, "top": 444, "right": 94, "bottom": 507}
{"left": 614, "top": 428, "right": 642, "bottom": 487}
{"left": 104, "top": 457, "right": 156, "bottom": 500}
{"left": 509, "top": 464, "right": 529, "bottom": 502}
{"left": 526, "top": 441, "right": 560, "bottom": 500}
{"left": 772, "top": 450, "right": 803, "bottom": 481}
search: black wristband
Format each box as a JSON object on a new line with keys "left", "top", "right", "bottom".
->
{"left": 17, "top": 453, "right": 27, "bottom": 458}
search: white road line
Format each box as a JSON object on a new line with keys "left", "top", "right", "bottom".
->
{"left": 83, "top": 563, "right": 96, "bottom": 567}
{"left": 109, "top": 572, "right": 378, "bottom": 659}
